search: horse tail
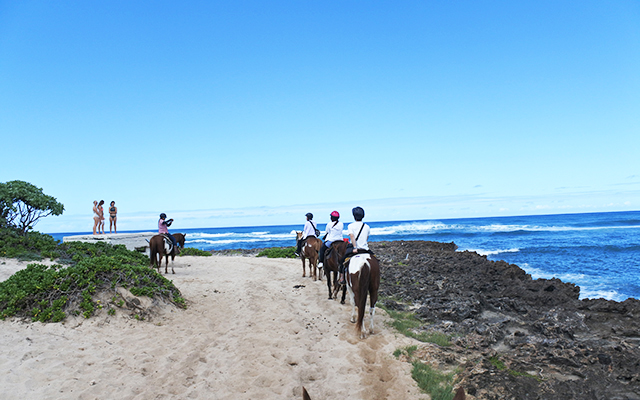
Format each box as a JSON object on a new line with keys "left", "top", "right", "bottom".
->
{"left": 302, "top": 386, "right": 311, "bottom": 400}
{"left": 149, "top": 239, "right": 157, "bottom": 267}
{"left": 356, "top": 258, "right": 371, "bottom": 337}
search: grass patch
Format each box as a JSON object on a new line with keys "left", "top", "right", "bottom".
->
{"left": 178, "top": 247, "right": 212, "bottom": 257}
{"left": 489, "top": 355, "right": 542, "bottom": 382}
{"left": 393, "top": 344, "right": 458, "bottom": 400}
{"left": 411, "top": 362, "right": 456, "bottom": 400}
{"left": 257, "top": 247, "right": 297, "bottom": 258}
{"left": 382, "top": 306, "right": 452, "bottom": 346}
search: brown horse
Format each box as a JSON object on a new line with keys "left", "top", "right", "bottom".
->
{"left": 323, "top": 240, "right": 348, "bottom": 301}
{"left": 346, "top": 253, "right": 380, "bottom": 339}
{"left": 296, "top": 232, "right": 322, "bottom": 281}
{"left": 149, "top": 233, "right": 186, "bottom": 274}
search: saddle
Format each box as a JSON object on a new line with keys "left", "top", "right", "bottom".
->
{"left": 161, "top": 234, "right": 174, "bottom": 254}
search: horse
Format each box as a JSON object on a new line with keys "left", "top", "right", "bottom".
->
{"left": 345, "top": 253, "right": 380, "bottom": 339}
{"left": 296, "top": 232, "right": 322, "bottom": 281}
{"left": 149, "top": 233, "right": 186, "bottom": 274}
{"left": 323, "top": 240, "right": 348, "bottom": 301}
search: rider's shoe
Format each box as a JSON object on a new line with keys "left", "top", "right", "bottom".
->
{"left": 318, "top": 262, "right": 323, "bottom": 269}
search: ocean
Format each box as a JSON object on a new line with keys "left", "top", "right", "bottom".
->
{"left": 50, "top": 211, "right": 640, "bottom": 302}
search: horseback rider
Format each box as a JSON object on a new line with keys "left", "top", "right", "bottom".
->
{"left": 158, "top": 213, "right": 178, "bottom": 250}
{"left": 295, "top": 212, "right": 319, "bottom": 256}
{"left": 338, "top": 206, "right": 373, "bottom": 285}
{"left": 318, "top": 210, "right": 343, "bottom": 269}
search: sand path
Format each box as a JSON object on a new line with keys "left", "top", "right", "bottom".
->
{"left": 0, "top": 256, "right": 425, "bottom": 399}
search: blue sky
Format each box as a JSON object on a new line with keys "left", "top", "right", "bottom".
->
{"left": 1, "top": 1, "right": 639, "bottom": 233}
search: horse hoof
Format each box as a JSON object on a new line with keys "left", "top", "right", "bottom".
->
{"left": 340, "top": 300, "right": 345, "bottom": 305}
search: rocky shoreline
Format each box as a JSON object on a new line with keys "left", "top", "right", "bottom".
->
{"left": 216, "top": 240, "right": 640, "bottom": 399}
{"left": 372, "top": 240, "right": 640, "bottom": 400}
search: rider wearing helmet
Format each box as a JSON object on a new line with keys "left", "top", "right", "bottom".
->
{"left": 339, "top": 206, "right": 372, "bottom": 284}
{"left": 295, "top": 212, "right": 319, "bottom": 256}
{"left": 158, "top": 213, "right": 177, "bottom": 249}
{"left": 318, "top": 211, "right": 343, "bottom": 268}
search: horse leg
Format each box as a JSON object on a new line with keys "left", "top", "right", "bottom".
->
{"left": 312, "top": 256, "right": 318, "bottom": 281}
{"left": 326, "top": 269, "right": 333, "bottom": 300}
{"left": 170, "top": 251, "right": 175, "bottom": 274}
{"left": 301, "top": 257, "right": 306, "bottom": 277}
{"left": 347, "top": 282, "right": 357, "bottom": 323}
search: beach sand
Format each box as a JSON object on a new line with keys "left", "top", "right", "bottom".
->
{"left": 0, "top": 255, "right": 425, "bottom": 399}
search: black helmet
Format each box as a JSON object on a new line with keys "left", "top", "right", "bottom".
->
{"left": 160, "top": 213, "right": 167, "bottom": 219}
{"left": 352, "top": 207, "right": 364, "bottom": 220}
{"left": 305, "top": 212, "right": 313, "bottom": 220}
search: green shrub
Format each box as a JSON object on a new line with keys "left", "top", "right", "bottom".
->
{"left": 257, "top": 247, "right": 297, "bottom": 258}
{"left": 178, "top": 247, "right": 212, "bottom": 257}
{"left": 0, "top": 240, "right": 186, "bottom": 323}
{"left": 0, "top": 227, "right": 59, "bottom": 260}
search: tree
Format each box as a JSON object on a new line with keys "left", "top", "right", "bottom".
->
{"left": 0, "top": 180, "right": 64, "bottom": 234}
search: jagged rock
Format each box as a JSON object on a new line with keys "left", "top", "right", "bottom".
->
{"left": 371, "top": 240, "right": 640, "bottom": 400}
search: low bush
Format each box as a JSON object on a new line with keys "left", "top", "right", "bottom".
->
{"left": 178, "top": 247, "right": 212, "bottom": 257}
{"left": 0, "top": 230, "right": 186, "bottom": 322}
{"left": 257, "top": 247, "right": 297, "bottom": 258}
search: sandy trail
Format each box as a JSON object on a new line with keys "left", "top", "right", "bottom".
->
{"left": 0, "top": 256, "right": 425, "bottom": 399}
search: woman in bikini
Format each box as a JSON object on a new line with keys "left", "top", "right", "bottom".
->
{"left": 92, "top": 200, "right": 100, "bottom": 234}
{"left": 97, "top": 200, "right": 105, "bottom": 234}
{"left": 109, "top": 201, "right": 117, "bottom": 234}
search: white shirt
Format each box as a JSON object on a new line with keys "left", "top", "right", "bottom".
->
{"left": 302, "top": 220, "right": 317, "bottom": 239}
{"left": 348, "top": 221, "right": 370, "bottom": 251}
{"left": 325, "top": 221, "right": 344, "bottom": 243}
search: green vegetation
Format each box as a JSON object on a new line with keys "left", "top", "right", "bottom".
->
{"left": 393, "top": 345, "right": 418, "bottom": 359}
{"left": 0, "top": 228, "right": 60, "bottom": 260}
{"left": 381, "top": 305, "right": 452, "bottom": 346}
{"left": 0, "top": 180, "right": 64, "bottom": 234}
{"left": 0, "top": 228, "right": 186, "bottom": 323}
{"left": 257, "top": 247, "right": 297, "bottom": 258}
{"left": 489, "top": 355, "right": 541, "bottom": 381}
{"left": 384, "top": 300, "right": 457, "bottom": 399}
{"left": 411, "top": 362, "right": 456, "bottom": 400}
{"left": 393, "top": 345, "right": 457, "bottom": 400}
{"left": 178, "top": 247, "right": 212, "bottom": 257}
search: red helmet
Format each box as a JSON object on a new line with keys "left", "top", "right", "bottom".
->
{"left": 330, "top": 211, "right": 340, "bottom": 218}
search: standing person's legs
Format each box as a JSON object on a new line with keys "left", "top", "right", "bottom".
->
{"left": 93, "top": 217, "right": 99, "bottom": 235}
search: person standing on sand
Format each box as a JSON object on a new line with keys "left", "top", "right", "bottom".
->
{"left": 318, "top": 210, "right": 343, "bottom": 269}
{"left": 338, "top": 206, "right": 372, "bottom": 285}
{"left": 109, "top": 201, "right": 117, "bottom": 234}
{"left": 295, "top": 212, "right": 318, "bottom": 256}
{"left": 92, "top": 200, "right": 100, "bottom": 235}
{"left": 97, "top": 200, "right": 105, "bottom": 234}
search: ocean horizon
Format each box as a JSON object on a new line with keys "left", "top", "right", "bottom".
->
{"left": 50, "top": 210, "right": 640, "bottom": 303}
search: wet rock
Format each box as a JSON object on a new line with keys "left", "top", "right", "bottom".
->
{"left": 370, "top": 240, "right": 640, "bottom": 399}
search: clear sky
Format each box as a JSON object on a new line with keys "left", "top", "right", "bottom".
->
{"left": 1, "top": 1, "right": 639, "bottom": 233}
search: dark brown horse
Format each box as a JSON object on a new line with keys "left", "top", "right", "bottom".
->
{"left": 149, "top": 233, "right": 186, "bottom": 274}
{"left": 345, "top": 253, "right": 380, "bottom": 339}
{"left": 323, "top": 240, "right": 348, "bottom": 301}
{"left": 296, "top": 232, "right": 322, "bottom": 281}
